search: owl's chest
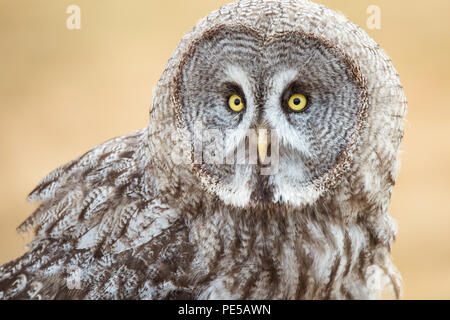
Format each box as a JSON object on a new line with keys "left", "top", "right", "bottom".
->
{"left": 195, "top": 248, "right": 302, "bottom": 299}
{"left": 188, "top": 224, "right": 354, "bottom": 299}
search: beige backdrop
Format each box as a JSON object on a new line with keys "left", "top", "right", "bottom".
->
{"left": 1, "top": 0, "right": 449, "bottom": 299}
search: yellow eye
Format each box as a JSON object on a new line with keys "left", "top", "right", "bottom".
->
{"left": 228, "top": 94, "right": 245, "bottom": 112}
{"left": 288, "top": 94, "right": 307, "bottom": 112}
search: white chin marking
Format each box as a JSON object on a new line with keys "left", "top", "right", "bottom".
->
{"left": 217, "top": 187, "right": 251, "bottom": 208}
{"left": 203, "top": 167, "right": 253, "bottom": 208}
{"left": 272, "top": 180, "right": 323, "bottom": 207}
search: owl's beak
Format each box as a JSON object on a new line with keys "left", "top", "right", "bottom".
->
{"left": 257, "top": 128, "right": 271, "bottom": 164}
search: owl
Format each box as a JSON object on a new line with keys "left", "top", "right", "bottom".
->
{"left": 0, "top": 0, "right": 406, "bottom": 300}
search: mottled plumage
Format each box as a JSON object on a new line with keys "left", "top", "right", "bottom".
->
{"left": 0, "top": 0, "right": 406, "bottom": 300}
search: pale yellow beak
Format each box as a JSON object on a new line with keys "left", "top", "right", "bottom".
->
{"left": 257, "top": 128, "right": 271, "bottom": 164}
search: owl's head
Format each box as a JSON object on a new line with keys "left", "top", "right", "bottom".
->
{"left": 149, "top": 0, "right": 406, "bottom": 209}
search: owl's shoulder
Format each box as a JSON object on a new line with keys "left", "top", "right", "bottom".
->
{"left": 19, "top": 128, "right": 181, "bottom": 252}
{"left": 0, "top": 128, "right": 191, "bottom": 299}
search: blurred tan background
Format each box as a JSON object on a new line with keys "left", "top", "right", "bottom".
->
{"left": 0, "top": 0, "right": 449, "bottom": 299}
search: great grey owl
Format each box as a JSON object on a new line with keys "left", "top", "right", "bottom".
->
{"left": 0, "top": 0, "right": 407, "bottom": 300}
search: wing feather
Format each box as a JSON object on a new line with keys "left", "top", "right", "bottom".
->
{"left": 17, "top": 128, "right": 180, "bottom": 252}
{"left": 0, "top": 128, "right": 191, "bottom": 299}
